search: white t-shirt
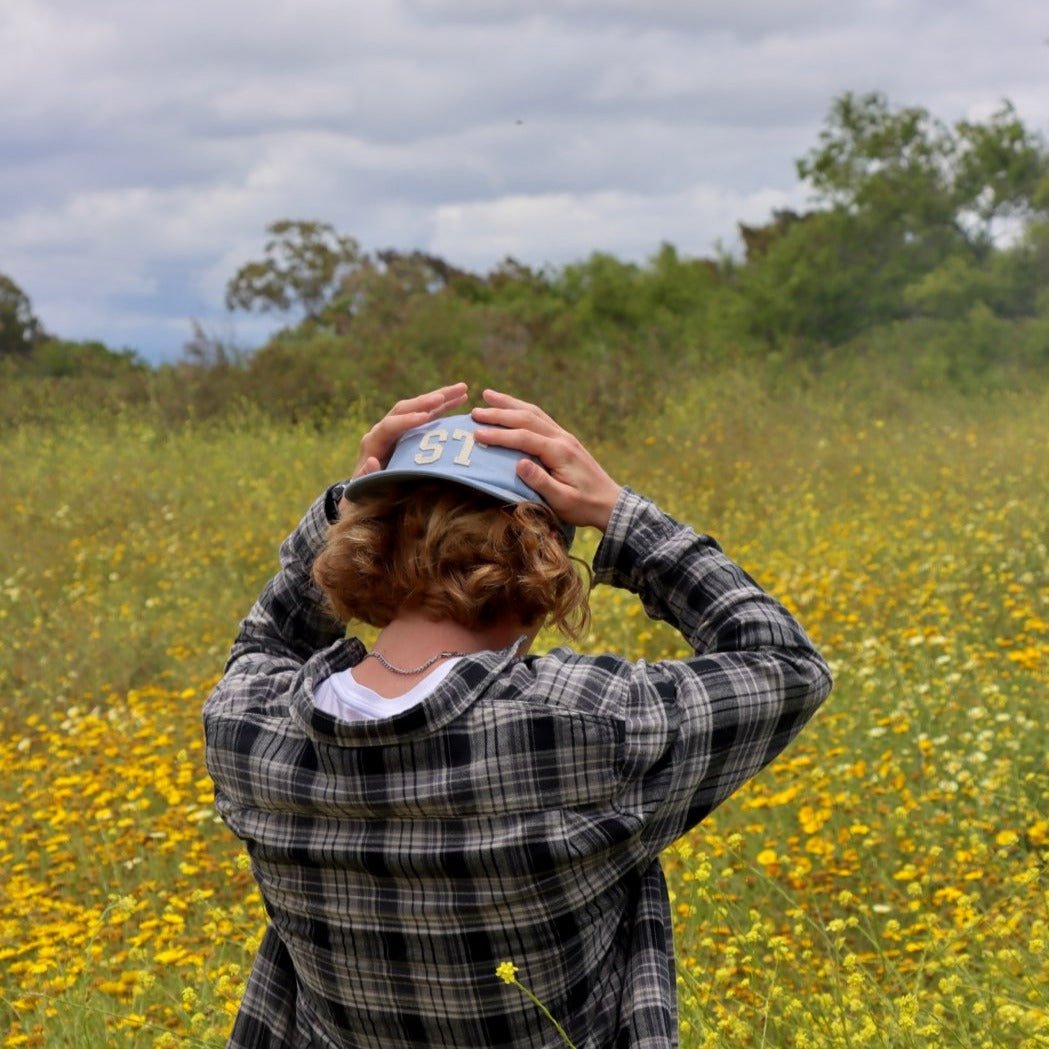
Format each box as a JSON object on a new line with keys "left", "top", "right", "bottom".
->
{"left": 313, "top": 658, "right": 462, "bottom": 722}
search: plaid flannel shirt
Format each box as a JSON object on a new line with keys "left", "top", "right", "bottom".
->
{"left": 204, "top": 486, "right": 831, "bottom": 1049}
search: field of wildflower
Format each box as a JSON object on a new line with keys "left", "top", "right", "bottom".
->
{"left": 1, "top": 372, "right": 1046, "bottom": 1048}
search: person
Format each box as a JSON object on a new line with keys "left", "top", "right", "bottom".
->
{"left": 203, "top": 383, "right": 832, "bottom": 1049}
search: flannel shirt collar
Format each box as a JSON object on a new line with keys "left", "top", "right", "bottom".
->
{"left": 290, "top": 636, "right": 526, "bottom": 747}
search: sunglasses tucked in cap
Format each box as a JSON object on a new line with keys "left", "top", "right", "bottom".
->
{"left": 341, "top": 414, "right": 575, "bottom": 546}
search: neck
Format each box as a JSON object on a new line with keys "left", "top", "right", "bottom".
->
{"left": 352, "top": 610, "right": 539, "bottom": 698}
{"left": 374, "top": 609, "right": 534, "bottom": 661}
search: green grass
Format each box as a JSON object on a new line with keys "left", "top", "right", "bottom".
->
{"left": 1, "top": 372, "right": 1046, "bottom": 1047}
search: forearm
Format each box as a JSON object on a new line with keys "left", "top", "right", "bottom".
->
{"left": 593, "top": 489, "right": 831, "bottom": 848}
{"left": 225, "top": 489, "right": 345, "bottom": 671}
{"left": 593, "top": 488, "right": 826, "bottom": 667}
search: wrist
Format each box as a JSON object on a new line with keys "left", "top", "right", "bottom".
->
{"left": 591, "top": 484, "right": 623, "bottom": 532}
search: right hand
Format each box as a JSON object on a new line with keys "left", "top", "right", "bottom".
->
{"left": 351, "top": 382, "right": 469, "bottom": 479}
{"left": 471, "top": 389, "right": 622, "bottom": 531}
{"left": 339, "top": 382, "right": 469, "bottom": 514}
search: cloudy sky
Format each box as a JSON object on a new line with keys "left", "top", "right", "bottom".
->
{"left": 2, "top": 0, "right": 1046, "bottom": 362}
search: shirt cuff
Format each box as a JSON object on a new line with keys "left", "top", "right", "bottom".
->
{"left": 592, "top": 488, "right": 673, "bottom": 585}
{"left": 592, "top": 487, "right": 722, "bottom": 591}
{"left": 284, "top": 490, "right": 338, "bottom": 566}
{"left": 325, "top": 478, "right": 360, "bottom": 524}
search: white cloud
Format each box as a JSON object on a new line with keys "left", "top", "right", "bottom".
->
{"left": 405, "top": 0, "right": 862, "bottom": 38}
{"left": 429, "top": 183, "right": 804, "bottom": 270}
{"left": 1, "top": 0, "right": 1047, "bottom": 361}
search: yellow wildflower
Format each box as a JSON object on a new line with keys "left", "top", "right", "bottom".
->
{"left": 496, "top": 961, "right": 518, "bottom": 985}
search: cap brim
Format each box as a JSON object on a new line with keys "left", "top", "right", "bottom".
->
{"left": 343, "top": 468, "right": 535, "bottom": 506}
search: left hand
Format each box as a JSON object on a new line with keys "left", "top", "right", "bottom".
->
{"left": 339, "top": 382, "right": 469, "bottom": 512}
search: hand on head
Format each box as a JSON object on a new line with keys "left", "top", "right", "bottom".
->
{"left": 344, "top": 383, "right": 621, "bottom": 532}
{"left": 472, "top": 389, "right": 622, "bottom": 532}
{"left": 352, "top": 383, "right": 469, "bottom": 479}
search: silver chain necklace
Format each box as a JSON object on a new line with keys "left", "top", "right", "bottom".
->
{"left": 364, "top": 649, "right": 468, "bottom": 676}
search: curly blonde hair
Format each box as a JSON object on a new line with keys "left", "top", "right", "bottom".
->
{"left": 312, "top": 481, "right": 591, "bottom": 638}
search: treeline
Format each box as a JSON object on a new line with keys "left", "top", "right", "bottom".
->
{"left": 3, "top": 91, "right": 1049, "bottom": 432}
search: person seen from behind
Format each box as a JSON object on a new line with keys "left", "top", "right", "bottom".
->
{"left": 203, "top": 382, "right": 833, "bottom": 1048}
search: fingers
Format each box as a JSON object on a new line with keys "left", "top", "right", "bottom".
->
{"left": 480, "top": 388, "right": 528, "bottom": 408}
{"left": 371, "top": 408, "right": 439, "bottom": 444}
{"left": 392, "top": 382, "right": 469, "bottom": 418}
{"left": 389, "top": 383, "right": 469, "bottom": 431}
{"left": 380, "top": 383, "right": 469, "bottom": 434}
{"left": 356, "top": 381, "right": 469, "bottom": 475}
{"left": 472, "top": 389, "right": 560, "bottom": 434}
{"left": 480, "top": 388, "right": 543, "bottom": 411}
{"left": 471, "top": 393, "right": 563, "bottom": 453}
{"left": 472, "top": 390, "right": 575, "bottom": 475}
{"left": 471, "top": 424, "right": 555, "bottom": 459}
{"left": 471, "top": 408, "right": 561, "bottom": 440}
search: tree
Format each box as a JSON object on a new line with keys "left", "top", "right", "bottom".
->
{"left": 555, "top": 253, "right": 646, "bottom": 329}
{"left": 182, "top": 320, "right": 241, "bottom": 368}
{"left": 225, "top": 220, "right": 364, "bottom": 320}
{"left": 738, "top": 92, "right": 1049, "bottom": 346}
{"left": 738, "top": 208, "right": 904, "bottom": 345}
{"left": 954, "top": 103, "right": 1049, "bottom": 247}
{"left": 797, "top": 92, "right": 1049, "bottom": 259}
{"left": 739, "top": 211, "right": 808, "bottom": 263}
{"left": 0, "top": 273, "right": 42, "bottom": 356}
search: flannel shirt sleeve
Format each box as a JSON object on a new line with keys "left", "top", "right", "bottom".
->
{"left": 205, "top": 489, "right": 345, "bottom": 721}
{"left": 592, "top": 488, "right": 833, "bottom": 856}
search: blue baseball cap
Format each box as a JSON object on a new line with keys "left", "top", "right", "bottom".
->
{"left": 342, "top": 414, "right": 575, "bottom": 546}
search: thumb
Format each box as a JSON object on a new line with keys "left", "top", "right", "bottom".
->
{"left": 354, "top": 455, "right": 382, "bottom": 479}
{"left": 517, "top": 457, "right": 549, "bottom": 491}
{"left": 518, "top": 458, "right": 570, "bottom": 513}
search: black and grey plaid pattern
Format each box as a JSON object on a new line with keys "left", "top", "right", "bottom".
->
{"left": 204, "top": 488, "right": 832, "bottom": 1048}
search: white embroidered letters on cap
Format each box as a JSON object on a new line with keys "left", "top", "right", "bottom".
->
{"left": 413, "top": 427, "right": 476, "bottom": 468}
{"left": 414, "top": 428, "right": 447, "bottom": 464}
{"left": 451, "top": 429, "right": 475, "bottom": 467}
